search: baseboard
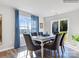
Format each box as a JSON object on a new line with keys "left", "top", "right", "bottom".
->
{"left": 0, "top": 47, "right": 14, "bottom": 52}
{"left": 0, "top": 44, "right": 26, "bottom": 52}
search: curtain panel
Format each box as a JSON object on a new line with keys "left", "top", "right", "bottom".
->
{"left": 31, "top": 15, "right": 39, "bottom": 32}
{"left": 14, "top": 9, "right": 20, "bottom": 49}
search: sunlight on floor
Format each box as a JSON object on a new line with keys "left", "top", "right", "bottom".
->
{"left": 65, "top": 42, "right": 79, "bottom": 52}
{"left": 17, "top": 50, "right": 27, "bottom": 58}
{"left": 17, "top": 50, "right": 36, "bottom": 58}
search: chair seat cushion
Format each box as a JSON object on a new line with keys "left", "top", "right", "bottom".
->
{"left": 44, "top": 42, "right": 56, "bottom": 50}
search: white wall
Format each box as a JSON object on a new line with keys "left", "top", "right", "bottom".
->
{"left": 44, "top": 9, "right": 79, "bottom": 47}
{"left": 39, "top": 16, "right": 45, "bottom": 32}
{"left": 0, "top": 5, "right": 15, "bottom": 51}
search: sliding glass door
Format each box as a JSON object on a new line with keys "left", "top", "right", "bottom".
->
{"left": 51, "top": 19, "right": 68, "bottom": 35}
{"left": 19, "top": 15, "right": 39, "bottom": 34}
{"left": 19, "top": 15, "right": 31, "bottom": 34}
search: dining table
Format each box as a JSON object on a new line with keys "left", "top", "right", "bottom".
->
{"left": 32, "top": 35, "right": 55, "bottom": 58}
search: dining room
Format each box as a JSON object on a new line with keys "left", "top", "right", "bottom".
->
{"left": 0, "top": 0, "right": 79, "bottom": 58}
{"left": 17, "top": 9, "right": 79, "bottom": 58}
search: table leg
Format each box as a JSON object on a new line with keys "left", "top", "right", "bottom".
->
{"left": 41, "top": 42, "right": 43, "bottom": 58}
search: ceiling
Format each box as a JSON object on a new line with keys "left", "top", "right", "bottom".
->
{"left": 0, "top": 0, "right": 79, "bottom": 17}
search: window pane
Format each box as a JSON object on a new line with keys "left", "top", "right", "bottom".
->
{"left": 60, "top": 20, "right": 68, "bottom": 32}
{"left": 19, "top": 15, "right": 39, "bottom": 34}
{"left": 19, "top": 15, "right": 31, "bottom": 34}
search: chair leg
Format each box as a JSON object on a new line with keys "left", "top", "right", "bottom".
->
{"left": 29, "top": 50, "right": 33, "bottom": 58}
{"left": 63, "top": 46, "right": 65, "bottom": 52}
{"left": 57, "top": 48, "right": 60, "bottom": 58}
{"left": 50, "top": 50, "right": 52, "bottom": 58}
{"left": 61, "top": 46, "right": 64, "bottom": 57}
{"left": 26, "top": 50, "right": 28, "bottom": 58}
{"left": 54, "top": 50, "right": 56, "bottom": 58}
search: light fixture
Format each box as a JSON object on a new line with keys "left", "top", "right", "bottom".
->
{"left": 63, "top": 0, "right": 79, "bottom": 3}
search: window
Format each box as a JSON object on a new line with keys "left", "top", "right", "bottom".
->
{"left": 19, "top": 15, "right": 31, "bottom": 34}
{"left": 60, "top": 20, "right": 68, "bottom": 32}
{"left": 51, "top": 19, "right": 68, "bottom": 34}
{"left": 19, "top": 15, "right": 39, "bottom": 34}
{"left": 52, "top": 21, "right": 59, "bottom": 34}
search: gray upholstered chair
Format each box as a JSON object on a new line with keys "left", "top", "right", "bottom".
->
{"left": 44, "top": 33, "right": 62, "bottom": 58}
{"left": 23, "top": 34, "right": 41, "bottom": 58}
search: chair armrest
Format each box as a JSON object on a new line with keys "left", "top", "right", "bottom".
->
{"left": 33, "top": 40, "right": 41, "bottom": 45}
{"left": 43, "top": 39, "right": 54, "bottom": 44}
{"left": 43, "top": 40, "right": 50, "bottom": 43}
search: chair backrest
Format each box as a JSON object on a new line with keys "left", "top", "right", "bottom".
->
{"left": 38, "top": 32, "right": 43, "bottom": 36}
{"left": 60, "top": 33, "right": 66, "bottom": 46}
{"left": 23, "top": 34, "right": 34, "bottom": 50}
{"left": 31, "top": 32, "right": 38, "bottom": 36}
{"left": 52, "top": 33, "right": 62, "bottom": 49}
